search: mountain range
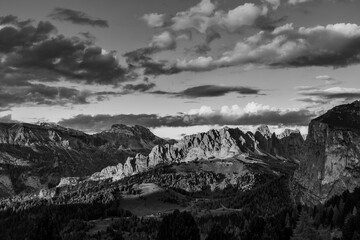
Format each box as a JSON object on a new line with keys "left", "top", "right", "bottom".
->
{"left": 1, "top": 101, "right": 359, "bottom": 207}
{"left": 1, "top": 101, "right": 360, "bottom": 239}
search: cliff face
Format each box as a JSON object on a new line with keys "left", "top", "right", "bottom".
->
{"left": 0, "top": 123, "right": 166, "bottom": 196}
{"left": 295, "top": 101, "right": 360, "bottom": 204}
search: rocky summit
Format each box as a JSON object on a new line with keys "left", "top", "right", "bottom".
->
{"left": 295, "top": 101, "right": 360, "bottom": 204}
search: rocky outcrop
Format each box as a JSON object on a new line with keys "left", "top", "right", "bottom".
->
{"left": 0, "top": 122, "right": 166, "bottom": 196}
{"left": 295, "top": 101, "right": 360, "bottom": 204}
{"left": 90, "top": 153, "right": 149, "bottom": 181}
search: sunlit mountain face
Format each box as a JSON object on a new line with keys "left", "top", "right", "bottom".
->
{"left": 1, "top": 1, "right": 360, "bottom": 240}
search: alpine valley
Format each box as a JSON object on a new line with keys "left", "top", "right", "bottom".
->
{"left": 1, "top": 101, "right": 360, "bottom": 239}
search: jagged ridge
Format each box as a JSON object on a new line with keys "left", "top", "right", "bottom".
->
{"left": 91, "top": 126, "right": 304, "bottom": 181}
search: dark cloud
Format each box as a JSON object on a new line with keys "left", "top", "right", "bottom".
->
{"left": 58, "top": 107, "right": 314, "bottom": 132}
{"left": 124, "top": 48, "right": 180, "bottom": 76}
{"left": 48, "top": 8, "right": 109, "bottom": 27}
{"left": 181, "top": 85, "right": 261, "bottom": 98}
{"left": 0, "top": 15, "right": 129, "bottom": 102}
{"left": 123, "top": 82, "right": 156, "bottom": 92}
{"left": 152, "top": 85, "right": 263, "bottom": 98}
{"left": 0, "top": 15, "right": 132, "bottom": 109}
{"left": 4, "top": 36, "right": 127, "bottom": 85}
{"left": 0, "top": 15, "right": 57, "bottom": 53}
{"left": 0, "top": 82, "right": 90, "bottom": 108}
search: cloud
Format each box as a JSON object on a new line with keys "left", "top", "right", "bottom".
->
{"left": 0, "top": 81, "right": 90, "bottom": 108}
{"left": 122, "top": 82, "right": 156, "bottom": 92}
{"left": 130, "top": 1, "right": 285, "bottom": 76}
{"left": 315, "top": 75, "right": 333, "bottom": 81}
{"left": 0, "top": 15, "right": 57, "bottom": 53}
{"left": 288, "top": 0, "right": 354, "bottom": 5}
{"left": 215, "top": 3, "right": 266, "bottom": 32}
{"left": 152, "top": 85, "right": 263, "bottom": 98}
{"left": 124, "top": 46, "right": 180, "bottom": 76}
{"left": 48, "top": 8, "right": 109, "bottom": 27}
{"left": 299, "top": 87, "right": 360, "bottom": 101}
{"left": 58, "top": 102, "right": 315, "bottom": 132}
{"left": 174, "top": 23, "right": 360, "bottom": 72}
{"left": 0, "top": 15, "right": 132, "bottom": 109}
{"left": 149, "top": 31, "right": 177, "bottom": 51}
{"left": 142, "top": 13, "right": 167, "bottom": 28}
{"left": 192, "top": 28, "right": 221, "bottom": 54}
{"left": 315, "top": 75, "right": 342, "bottom": 85}
{"left": 170, "top": 1, "right": 271, "bottom": 34}
{"left": 0, "top": 15, "right": 128, "bottom": 86}
{"left": 288, "top": 0, "right": 311, "bottom": 5}
{"left": 262, "top": 0, "right": 281, "bottom": 9}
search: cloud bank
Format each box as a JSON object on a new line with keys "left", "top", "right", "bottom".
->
{"left": 58, "top": 102, "right": 315, "bottom": 132}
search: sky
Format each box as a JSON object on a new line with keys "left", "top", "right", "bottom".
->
{"left": 0, "top": 0, "right": 360, "bottom": 139}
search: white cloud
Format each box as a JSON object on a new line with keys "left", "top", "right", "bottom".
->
{"left": 288, "top": 0, "right": 311, "bottom": 5}
{"left": 171, "top": 1, "right": 267, "bottom": 33}
{"left": 188, "top": 105, "right": 214, "bottom": 116}
{"left": 189, "top": 0, "right": 216, "bottom": 16}
{"left": 174, "top": 22, "right": 360, "bottom": 71}
{"left": 315, "top": 75, "right": 333, "bottom": 81}
{"left": 262, "top": 0, "right": 281, "bottom": 9}
{"left": 216, "top": 3, "right": 265, "bottom": 32}
{"left": 171, "top": 0, "right": 216, "bottom": 33}
{"left": 149, "top": 31, "right": 176, "bottom": 50}
{"left": 142, "top": 13, "right": 166, "bottom": 28}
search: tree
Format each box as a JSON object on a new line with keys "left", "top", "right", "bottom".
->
{"left": 206, "top": 225, "right": 229, "bottom": 240}
{"left": 157, "top": 210, "right": 200, "bottom": 240}
{"left": 291, "top": 210, "right": 320, "bottom": 240}
{"left": 353, "top": 232, "right": 360, "bottom": 240}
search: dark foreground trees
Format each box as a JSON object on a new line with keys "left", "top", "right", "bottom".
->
{"left": 157, "top": 210, "right": 200, "bottom": 240}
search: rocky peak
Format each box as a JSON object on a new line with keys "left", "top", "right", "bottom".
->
{"left": 277, "top": 129, "right": 301, "bottom": 139}
{"left": 255, "top": 125, "right": 272, "bottom": 138}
